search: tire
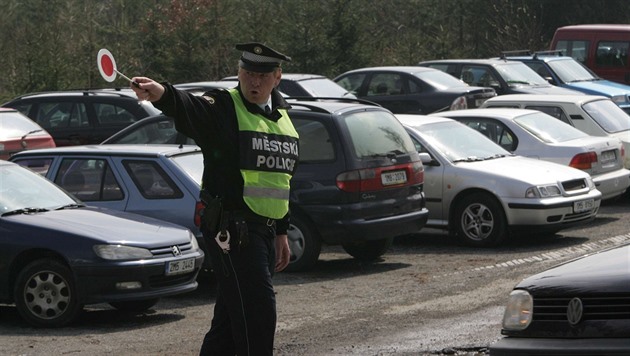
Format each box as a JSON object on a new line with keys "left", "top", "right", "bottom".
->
{"left": 14, "top": 259, "right": 82, "bottom": 328}
{"left": 342, "top": 237, "right": 394, "bottom": 261}
{"left": 109, "top": 298, "right": 159, "bottom": 312}
{"left": 453, "top": 192, "right": 507, "bottom": 247}
{"left": 284, "top": 215, "right": 321, "bottom": 272}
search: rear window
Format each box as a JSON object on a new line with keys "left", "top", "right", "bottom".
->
{"left": 582, "top": 99, "right": 630, "bottom": 133}
{"left": 342, "top": 110, "right": 416, "bottom": 159}
{"left": 0, "top": 111, "right": 48, "bottom": 139}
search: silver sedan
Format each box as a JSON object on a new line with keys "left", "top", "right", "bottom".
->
{"left": 431, "top": 108, "right": 630, "bottom": 200}
{"left": 397, "top": 114, "right": 602, "bottom": 247}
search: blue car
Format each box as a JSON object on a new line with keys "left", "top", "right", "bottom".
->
{"left": 0, "top": 160, "right": 204, "bottom": 327}
{"left": 501, "top": 51, "right": 630, "bottom": 114}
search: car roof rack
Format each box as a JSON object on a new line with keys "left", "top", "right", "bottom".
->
{"left": 499, "top": 50, "right": 531, "bottom": 59}
{"left": 532, "top": 50, "right": 564, "bottom": 59}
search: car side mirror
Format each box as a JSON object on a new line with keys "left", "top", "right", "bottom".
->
{"left": 419, "top": 152, "right": 437, "bottom": 166}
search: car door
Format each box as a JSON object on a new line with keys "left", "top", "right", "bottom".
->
{"left": 363, "top": 72, "right": 422, "bottom": 113}
{"left": 407, "top": 133, "right": 446, "bottom": 223}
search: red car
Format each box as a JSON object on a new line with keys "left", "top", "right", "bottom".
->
{"left": 0, "top": 108, "right": 55, "bottom": 160}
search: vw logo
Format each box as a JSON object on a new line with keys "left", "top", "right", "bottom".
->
{"left": 171, "top": 245, "right": 182, "bottom": 257}
{"left": 567, "top": 297, "right": 583, "bottom": 326}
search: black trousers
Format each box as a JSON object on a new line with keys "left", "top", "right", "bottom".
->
{"left": 199, "top": 221, "right": 277, "bottom": 356}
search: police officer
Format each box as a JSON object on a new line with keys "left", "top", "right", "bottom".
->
{"left": 131, "top": 42, "right": 298, "bottom": 356}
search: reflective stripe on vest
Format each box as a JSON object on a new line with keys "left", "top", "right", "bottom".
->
{"left": 229, "top": 88, "right": 299, "bottom": 219}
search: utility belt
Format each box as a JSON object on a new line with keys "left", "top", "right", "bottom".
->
{"left": 200, "top": 191, "right": 275, "bottom": 253}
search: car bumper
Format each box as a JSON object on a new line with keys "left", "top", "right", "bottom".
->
{"left": 490, "top": 337, "right": 630, "bottom": 355}
{"left": 305, "top": 206, "right": 429, "bottom": 244}
{"left": 592, "top": 168, "right": 630, "bottom": 200}
{"left": 73, "top": 252, "right": 204, "bottom": 304}
{"left": 504, "top": 189, "right": 601, "bottom": 227}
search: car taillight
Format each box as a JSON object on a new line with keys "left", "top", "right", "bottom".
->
{"left": 336, "top": 162, "right": 424, "bottom": 193}
{"left": 450, "top": 96, "right": 468, "bottom": 111}
{"left": 569, "top": 152, "right": 597, "bottom": 170}
{"left": 194, "top": 201, "right": 204, "bottom": 227}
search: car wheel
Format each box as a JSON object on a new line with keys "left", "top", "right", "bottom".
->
{"left": 14, "top": 259, "right": 82, "bottom": 328}
{"left": 284, "top": 215, "right": 321, "bottom": 272}
{"left": 342, "top": 237, "right": 394, "bottom": 261}
{"left": 453, "top": 192, "right": 507, "bottom": 247}
{"left": 109, "top": 298, "right": 159, "bottom": 312}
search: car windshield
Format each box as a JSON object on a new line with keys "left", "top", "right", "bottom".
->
{"left": 415, "top": 70, "right": 468, "bottom": 89}
{"left": 495, "top": 62, "right": 549, "bottom": 86}
{"left": 343, "top": 110, "right": 417, "bottom": 159}
{"left": 582, "top": 99, "right": 630, "bottom": 133}
{"left": 513, "top": 112, "right": 587, "bottom": 143}
{"left": 0, "top": 112, "right": 48, "bottom": 139}
{"left": 170, "top": 152, "right": 204, "bottom": 186}
{"left": 0, "top": 164, "right": 79, "bottom": 215}
{"left": 547, "top": 58, "right": 597, "bottom": 82}
{"left": 408, "top": 120, "right": 510, "bottom": 162}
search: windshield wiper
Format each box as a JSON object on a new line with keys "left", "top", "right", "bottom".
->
{"left": 506, "top": 80, "right": 531, "bottom": 85}
{"left": 2, "top": 207, "right": 49, "bottom": 217}
{"left": 452, "top": 156, "right": 484, "bottom": 162}
{"left": 366, "top": 150, "right": 405, "bottom": 159}
{"left": 482, "top": 153, "right": 508, "bottom": 160}
{"left": 21, "top": 129, "right": 43, "bottom": 140}
{"left": 55, "top": 203, "right": 86, "bottom": 210}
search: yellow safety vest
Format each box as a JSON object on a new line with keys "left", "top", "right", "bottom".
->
{"left": 229, "top": 89, "right": 299, "bottom": 219}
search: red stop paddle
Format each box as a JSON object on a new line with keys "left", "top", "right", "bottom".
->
{"left": 97, "top": 48, "right": 139, "bottom": 87}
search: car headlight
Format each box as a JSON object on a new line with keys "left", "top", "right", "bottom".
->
{"left": 189, "top": 231, "right": 200, "bottom": 251}
{"left": 93, "top": 244, "right": 152, "bottom": 260}
{"left": 525, "top": 184, "right": 562, "bottom": 198}
{"left": 502, "top": 289, "right": 533, "bottom": 330}
{"left": 611, "top": 95, "right": 628, "bottom": 105}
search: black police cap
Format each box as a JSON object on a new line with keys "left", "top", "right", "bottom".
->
{"left": 236, "top": 42, "right": 291, "bottom": 73}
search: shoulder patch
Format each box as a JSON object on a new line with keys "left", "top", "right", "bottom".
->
{"left": 202, "top": 95, "right": 216, "bottom": 104}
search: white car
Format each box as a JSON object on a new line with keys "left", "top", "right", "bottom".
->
{"left": 431, "top": 108, "right": 630, "bottom": 200}
{"left": 396, "top": 114, "right": 602, "bottom": 247}
{"left": 480, "top": 94, "right": 630, "bottom": 169}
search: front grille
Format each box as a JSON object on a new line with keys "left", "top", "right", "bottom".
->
{"left": 561, "top": 178, "right": 587, "bottom": 192}
{"left": 149, "top": 242, "right": 193, "bottom": 258}
{"left": 534, "top": 295, "right": 630, "bottom": 322}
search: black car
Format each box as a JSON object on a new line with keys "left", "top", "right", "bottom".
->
{"left": 0, "top": 160, "right": 204, "bottom": 327}
{"left": 333, "top": 66, "right": 496, "bottom": 114}
{"left": 490, "top": 243, "right": 630, "bottom": 355}
{"left": 101, "top": 97, "right": 430, "bottom": 272}
{"left": 2, "top": 89, "right": 162, "bottom": 146}
{"left": 418, "top": 59, "right": 583, "bottom": 96}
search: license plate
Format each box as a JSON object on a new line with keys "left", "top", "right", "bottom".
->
{"left": 166, "top": 258, "right": 195, "bottom": 276}
{"left": 600, "top": 150, "right": 616, "bottom": 164}
{"left": 573, "top": 199, "right": 594, "bottom": 213}
{"left": 381, "top": 170, "right": 407, "bottom": 186}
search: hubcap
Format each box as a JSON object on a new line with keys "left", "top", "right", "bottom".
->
{"left": 24, "top": 271, "right": 70, "bottom": 319}
{"left": 461, "top": 203, "right": 494, "bottom": 241}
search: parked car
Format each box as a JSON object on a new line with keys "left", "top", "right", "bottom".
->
{"left": 500, "top": 50, "right": 630, "bottom": 114}
{"left": 550, "top": 23, "right": 630, "bottom": 84}
{"left": 431, "top": 108, "right": 630, "bottom": 200}
{"left": 18, "top": 98, "right": 430, "bottom": 272}
{"left": 480, "top": 94, "right": 630, "bottom": 169}
{"left": 418, "top": 58, "right": 583, "bottom": 96}
{"left": 174, "top": 80, "right": 240, "bottom": 96}
{"left": 333, "top": 66, "right": 496, "bottom": 114}
{"left": 1, "top": 90, "right": 162, "bottom": 146}
{"left": 0, "top": 160, "right": 203, "bottom": 327}
{"left": 490, "top": 242, "right": 630, "bottom": 355}
{"left": 396, "top": 114, "right": 602, "bottom": 247}
{"left": 9, "top": 144, "right": 210, "bottom": 267}
{"left": 222, "top": 73, "right": 356, "bottom": 98}
{"left": 101, "top": 114, "right": 188, "bottom": 145}
{"left": 0, "top": 107, "right": 56, "bottom": 160}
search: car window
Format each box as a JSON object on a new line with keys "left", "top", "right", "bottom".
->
{"left": 596, "top": 41, "right": 629, "bottom": 68}
{"left": 555, "top": 40, "right": 589, "bottom": 63}
{"left": 415, "top": 70, "right": 466, "bottom": 90}
{"left": 278, "top": 80, "right": 309, "bottom": 97}
{"left": 112, "top": 118, "right": 179, "bottom": 144}
{"left": 0, "top": 111, "right": 48, "bottom": 138}
{"left": 36, "top": 102, "right": 88, "bottom": 129}
{"left": 494, "top": 62, "right": 548, "bottom": 85}
{"left": 12, "top": 158, "right": 53, "bottom": 176}
{"left": 335, "top": 74, "right": 366, "bottom": 96}
{"left": 524, "top": 105, "right": 572, "bottom": 125}
{"left": 461, "top": 65, "right": 500, "bottom": 87}
{"left": 582, "top": 99, "right": 630, "bottom": 133}
{"left": 366, "top": 73, "right": 402, "bottom": 96}
{"left": 95, "top": 103, "right": 136, "bottom": 125}
{"left": 292, "top": 118, "right": 335, "bottom": 162}
{"left": 457, "top": 118, "right": 517, "bottom": 151}
{"left": 55, "top": 158, "right": 123, "bottom": 201}
{"left": 547, "top": 59, "right": 595, "bottom": 82}
{"left": 123, "top": 160, "right": 184, "bottom": 199}
{"left": 514, "top": 112, "right": 587, "bottom": 143}
{"left": 342, "top": 110, "right": 416, "bottom": 159}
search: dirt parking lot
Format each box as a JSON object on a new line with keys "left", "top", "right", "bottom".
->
{"left": 1, "top": 198, "right": 629, "bottom": 356}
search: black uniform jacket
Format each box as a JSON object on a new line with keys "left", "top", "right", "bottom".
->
{"left": 153, "top": 83, "right": 292, "bottom": 234}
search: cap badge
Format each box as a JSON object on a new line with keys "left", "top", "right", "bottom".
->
{"left": 254, "top": 46, "right": 263, "bottom": 54}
